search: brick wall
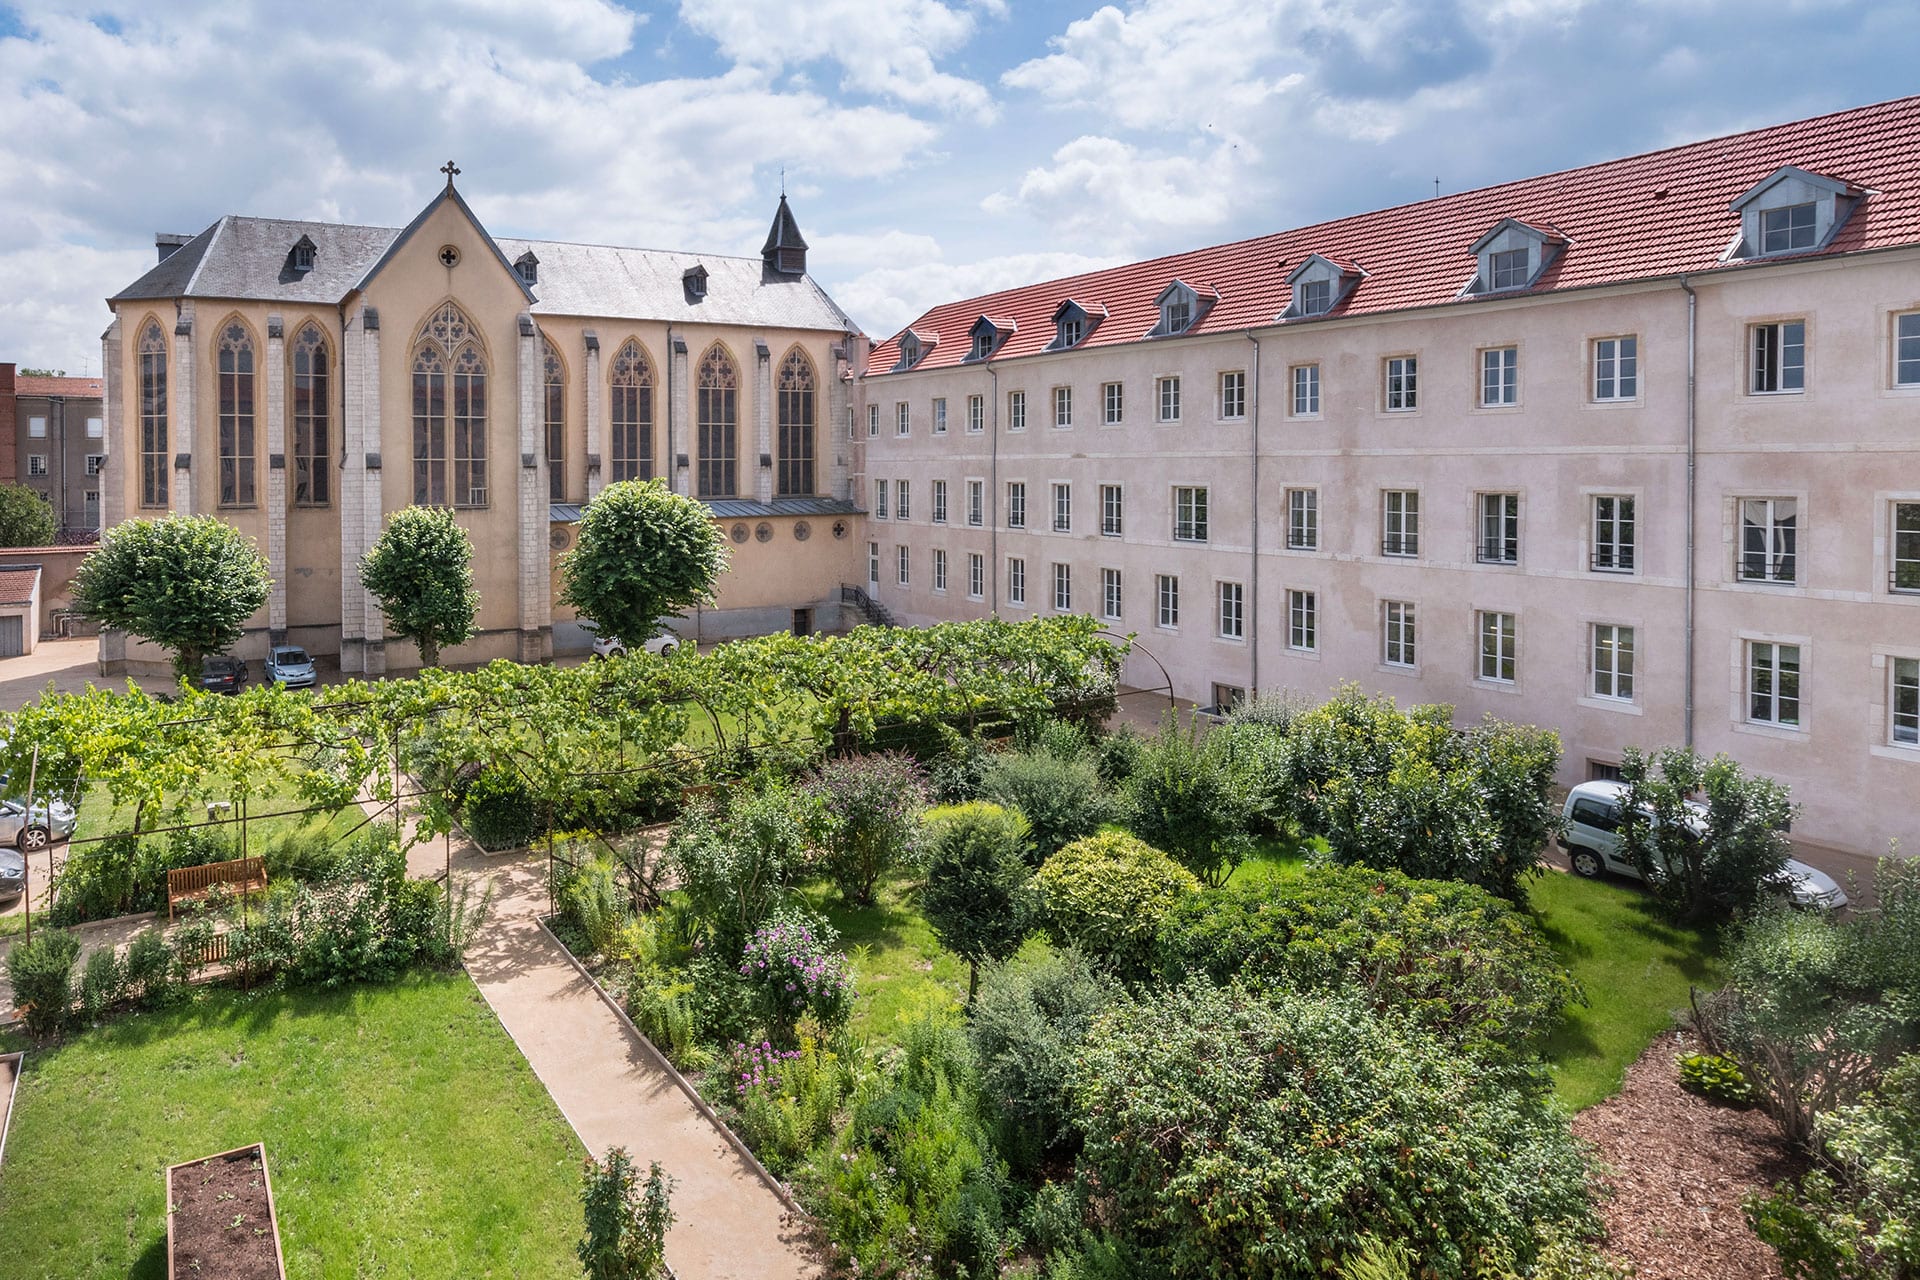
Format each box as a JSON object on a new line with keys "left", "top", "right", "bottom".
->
{"left": 0, "top": 363, "right": 16, "bottom": 484}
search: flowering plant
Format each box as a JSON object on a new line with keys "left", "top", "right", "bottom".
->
{"left": 738, "top": 907, "right": 855, "bottom": 1044}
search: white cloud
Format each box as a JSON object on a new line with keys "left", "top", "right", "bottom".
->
{"left": 828, "top": 248, "right": 1124, "bottom": 339}
{"left": 981, "top": 135, "right": 1248, "bottom": 249}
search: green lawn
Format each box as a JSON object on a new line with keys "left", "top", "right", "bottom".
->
{"left": 0, "top": 972, "right": 586, "bottom": 1279}
{"left": 70, "top": 769, "right": 367, "bottom": 851}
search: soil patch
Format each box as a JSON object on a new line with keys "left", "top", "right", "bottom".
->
{"left": 168, "top": 1144, "right": 285, "bottom": 1280}
{"left": 1573, "top": 1030, "right": 1804, "bottom": 1280}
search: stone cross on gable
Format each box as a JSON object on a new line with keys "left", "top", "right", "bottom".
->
{"left": 441, "top": 160, "right": 461, "bottom": 191}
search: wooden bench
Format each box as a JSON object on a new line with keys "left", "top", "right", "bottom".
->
{"left": 166, "top": 857, "right": 267, "bottom": 920}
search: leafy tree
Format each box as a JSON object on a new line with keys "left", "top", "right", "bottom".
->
{"left": 359, "top": 504, "right": 479, "bottom": 668}
{"left": 921, "top": 802, "right": 1035, "bottom": 1001}
{"left": 1123, "top": 718, "right": 1255, "bottom": 887}
{"left": 1615, "top": 746, "right": 1795, "bottom": 923}
{"left": 667, "top": 784, "right": 808, "bottom": 955}
{"left": 558, "top": 479, "right": 728, "bottom": 647}
{"left": 71, "top": 514, "right": 270, "bottom": 678}
{"left": 979, "top": 749, "right": 1114, "bottom": 863}
{"left": 0, "top": 483, "right": 55, "bottom": 547}
{"left": 803, "top": 752, "right": 928, "bottom": 905}
{"left": 1034, "top": 831, "right": 1199, "bottom": 979}
{"left": 968, "top": 948, "right": 1120, "bottom": 1166}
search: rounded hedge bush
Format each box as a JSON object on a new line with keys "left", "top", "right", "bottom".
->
{"left": 1034, "top": 831, "right": 1199, "bottom": 978}
{"left": 463, "top": 765, "right": 537, "bottom": 851}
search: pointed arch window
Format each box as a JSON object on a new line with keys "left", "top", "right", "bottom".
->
{"left": 291, "top": 324, "right": 330, "bottom": 506}
{"left": 776, "top": 348, "right": 816, "bottom": 496}
{"left": 696, "top": 345, "right": 737, "bottom": 498}
{"left": 543, "top": 338, "right": 565, "bottom": 500}
{"left": 610, "top": 340, "right": 654, "bottom": 483}
{"left": 411, "top": 302, "right": 487, "bottom": 506}
{"left": 138, "top": 321, "right": 168, "bottom": 507}
{"left": 217, "top": 320, "right": 257, "bottom": 506}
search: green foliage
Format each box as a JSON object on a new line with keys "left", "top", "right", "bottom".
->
{"left": 78, "top": 945, "right": 127, "bottom": 1022}
{"left": 805, "top": 752, "right": 929, "bottom": 906}
{"left": 8, "top": 926, "right": 80, "bottom": 1034}
{"left": 1615, "top": 746, "right": 1796, "bottom": 924}
{"left": 122, "top": 928, "right": 173, "bottom": 1006}
{"left": 1154, "top": 864, "right": 1578, "bottom": 1060}
{"left": 1121, "top": 719, "right": 1255, "bottom": 888}
{"left": 578, "top": 1147, "right": 674, "bottom": 1280}
{"left": 563, "top": 856, "right": 629, "bottom": 956}
{"left": 359, "top": 504, "right": 480, "bottom": 668}
{"left": 738, "top": 905, "right": 855, "bottom": 1046}
{"left": 979, "top": 749, "right": 1113, "bottom": 862}
{"left": 1034, "top": 832, "right": 1200, "bottom": 979}
{"left": 1677, "top": 1052, "right": 1756, "bottom": 1106}
{"left": 1069, "top": 980, "right": 1597, "bottom": 1279}
{"left": 71, "top": 514, "right": 271, "bottom": 678}
{"left": 921, "top": 802, "right": 1035, "bottom": 1001}
{"left": 727, "top": 1034, "right": 859, "bottom": 1174}
{"left": 969, "top": 950, "right": 1121, "bottom": 1169}
{"left": 667, "top": 784, "right": 808, "bottom": 956}
{"left": 464, "top": 764, "right": 537, "bottom": 851}
{"left": 0, "top": 481, "right": 55, "bottom": 547}
{"left": 559, "top": 479, "right": 728, "bottom": 652}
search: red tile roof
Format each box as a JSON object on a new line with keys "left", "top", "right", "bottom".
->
{"left": 14, "top": 375, "right": 103, "bottom": 399}
{"left": 0, "top": 565, "right": 42, "bottom": 607}
{"left": 868, "top": 95, "right": 1920, "bottom": 377}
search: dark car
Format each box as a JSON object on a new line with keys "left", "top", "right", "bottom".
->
{"left": 199, "top": 655, "right": 249, "bottom": 695}
{"left": 0, "top": 848, "right": 25, "bottom": 901}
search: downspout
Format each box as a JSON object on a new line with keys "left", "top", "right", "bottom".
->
{"left": 987, "top": 360, "right": 1000, "bottom": 613}
{"left": 1245, "top": 333, "right": 1262, "bottom": 697}
{"left": 664, "top": 325, "right": 677, "bottom": 489}
{"left": 1680, "top": 276, "right": 1698, "bottom": 750}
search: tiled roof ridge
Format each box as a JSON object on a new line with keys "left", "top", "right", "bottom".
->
{"left": 213, "top": 214, "right": 782, "bottom": 269}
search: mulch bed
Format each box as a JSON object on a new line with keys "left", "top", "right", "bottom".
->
{"left": 1573, "top": 1030, "right": 1806, "bottom": 1280}
{"left": 169, "top": 1145, "right": 284, "bottom": 1280}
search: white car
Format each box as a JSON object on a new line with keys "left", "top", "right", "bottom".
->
{"left": 0, "top": 795, "right": 78, "bottom": 852}
{"left": 580, "top": 621, "right": 681, "bottom": 661}
{"left": 1559, "top": 778, "right": 1846, "bottom": 910}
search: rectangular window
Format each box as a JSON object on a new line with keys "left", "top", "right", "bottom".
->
{"left": 1007, "top": 481, "right": 1027, "bottom": 530}
{"left": 1761, "top": 202, "right": 1817, "bottom": 254}
{"left": 1480, "top": 347, "right": 1518, "bottom": 407}
{"left": 26, "top": 455, "right": 46, "bottom": 477}
{"left": 1008, "top": 556, "right": 1027, "bottom": 605}
{"left": 1594, "top": 336, "right": 1638, "bottom": 401}
{"left": 897, "top": 544, "right": 911, "bottom": 587}
{"left": 1174, "top": 486, "right": 1209, "bottom": 542}
{"left": 1490, "top": 247, "right": 1531, "bottom": 290}
{"left": 1738, "top": 497, "right": 1798, "bottom": 584}
{"left": 933, "top": 397, "right": 948, "bottom": 433}
{"left": 1893, "top": 656, "right": 1919, "bottom": 746}
{"left": 1477, "top": 492, "right": 1519, "bottom": 564}
{"left": 867, "top": 404, "right": 879, "bottom": 436}
{"left": 1385, "top": 356, "right": 1418, "bottom": 411}
{"left": 933, "top": 549, "right": 948, "bottom": 592}
{"left": 932, "top": 480, "right": 948, "bottom": 525}
{"left": 84, "top": 454, "right": 104, "bottom": 476}
{"left": 1053, "top": 386, "right": 1072, "bottom": 429}
{"left": 1383, "top": 600, "right": 1417, "bottom": 668}
{"left": 874, "top": 478, "right": 888, "bottom": 519}
{"left": 1287, "top": 488, "right": 1318, "bottom": 551}
{"left": 1478, "top": 610, "right": 1518, "bottom": 683}
{"left": 1895, "top": 314, "right": 1920, "bottom": 388}
{"left": 896, "top": 402, "right": 910, "bottom": 436}
{"left": 1009, "top": 390, "right": 1027, "bottom": 432}
{"left": 1052, "top": 483, "right": 1072, "bottom": 533}
{"left": 967, "top": 480, "right": 984, "bottom": 527}
{"left": 868, "top": 541, "right": 880, "bottom": 586}
{"left": 1053, "top": 563, "right": 1072, "bottom": 612}
{"left": 1382, "top": 489, "right": 1420, "bottom": 557}
{"left": 140, "top": 329, "right": 168, "bottom": 508}
{"left": 1101, "top": 568, "right": 1123, "bottom": 620}
{"left": 1158, "top": 376, "right": 1181, "bottom": 423}
{"left": 1220, "top": 370, "right": 1246, "bottom": 419}
{"left": 83, "top": 490, "right": 99, "bottom": 527}
{"left": 1592, "top": 624, "right": 1635, "bottom": 701}
{"left": 1290, "top": 364, "right": 1320, "bottom": 416}
{"left": 1157, "top": 574, "right": 1179, "bottom": 628}
{"left": 1748, "top": 641, "right": 1802, "bottom": 727}
{"left": 969, "top": 553, "right": 985, "bottom": 600}
{"left": 1299, "top": 278, "right": 1331, "bottom": 316}
{"left": 85, "top": 416, "right": 103, "bottom": 438}
{"left": 967, "top": 395, "right": 984, "bottom": 434}
{"left": 1218, "top": 582, "right": 1244, "bottom": 640}
{"left": 1593, "top": 495, "right": 1636, "bottom": 572}
{"left": 1103, "top": 382, "right": 1123, "bottom": 424}
{"left": 1100, "top": 484, "right": 1123, "bottom": 537}
{"left": 1288, "top": 589, "right": 1317, "bottom": 652}
{"left": 1893, "top": 502, "right": 1920, "bottom": 592}
{"left": 896, "top": 480, "right": 910, "bottom": 521}
{"left": 1751, "top": 321, "right": 1806, "bottom": 393}
{"left": 27, "top": 416, "right": 45, "bottom": 439}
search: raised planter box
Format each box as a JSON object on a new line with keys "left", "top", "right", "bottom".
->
{"left": 165, "top": 1142, "right": 288, "bottom": 1280}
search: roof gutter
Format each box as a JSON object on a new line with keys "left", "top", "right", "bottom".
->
{"left": 1679, "top": 275, "right": 1698, "bottom": 750}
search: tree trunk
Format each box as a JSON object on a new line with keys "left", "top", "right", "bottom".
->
{"left": 174, "top": 647, "right": 202, "bottom": 682}
{"left": 419, "top": 637, "right": 439, "bottom": 669}
{"left": 968, "top": 959, "right": 980, "bottom": 1006}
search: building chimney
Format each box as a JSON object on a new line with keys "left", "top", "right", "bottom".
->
{"left": 155, "top": 233, "right": 192, "bottom": 264}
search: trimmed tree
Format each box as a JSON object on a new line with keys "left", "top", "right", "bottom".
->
{"left": 558, "top": 479, "right": 728, "bottom": 648}
{"left": 921, "top": 802, "right": 1035, "bottom": 1002}
{"left": 71, "top": 514, "right": 270, "bottom": 679}
{"left": 360, "top": 505, "right": 479, "bottom": 669}
{"left": 1615, "top": 745, "right": 1795, "bottom": 924}
{"left": 0, "top": 483, "right": 55, "bottom": 547}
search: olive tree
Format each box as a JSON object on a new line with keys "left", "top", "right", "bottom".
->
{"left": 558, "top": 480, "right": 728, "bottom": 648}
{"left": 360, "top": 505, "right": 479, "bottom": 668}
{"left": 71, "top": 514, "right": 270, "bottom": 679}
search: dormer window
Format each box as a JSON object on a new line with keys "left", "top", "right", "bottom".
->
{"left": 1489, "top": 248, "right": 1530, "bottom": 291}
{"left": 1466, "top": 218, "right": 1564, "bottom": 296}
{"left": 896, "top": 328, "right": 935, "bottom": 372}
{"left": 1761, "top": 202, "right": 1817, "bottom": 254}
{"left": 1284, "top": 254, "right": 1364, "bottom": 319}
{"left": 1060, "top": 316, "right": 1084, "bottom": 347}
{"left": 968, "top": 316, "right": 1013, "bottom": 362}
{"left": 1152, "top": 280, "right": 1212, "bottom": 337}
{"left": 1730, "top": 166, "right": 1864, "bottom": 260}
{"left": 1050, "top": 299, "right": 1103, "bottom": 350}
{"left": 683, "top": 264, "right": 708, "bottom": 300}
{"left": 287, "top": 234, "right": 317, "bottom": 275}
{"left": 972, "top": 332, "right": 993, "bottom": 359}
{"left": 1299, "top": 279, "right": 1330, "bottom": 316}
{"left": 515, "top": 250, "right": 539, "bottom": 286}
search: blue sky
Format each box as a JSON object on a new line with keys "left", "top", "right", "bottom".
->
{"left": 1, "top": 0, "right": 1916, "bottom": 372}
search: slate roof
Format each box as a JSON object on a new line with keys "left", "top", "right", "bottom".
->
{"left": 0, "top": 565, "right": 42, "bottom": 608}
{"left": 868, "top": 94, "right": 1920, "bottom": 377}
{"left": 110, "top": 196, "right": 853, "bottom": 334}
{"left": 14, "top": 375, "right": 103, "bottom": 399}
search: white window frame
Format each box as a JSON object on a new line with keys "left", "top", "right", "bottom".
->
{"left": 1895, "top": 313, "right": 1920, "bottom": 389}
{"left": 1219, "top": 370, "right": 1246, "bottom": 420}
{"left": 967, "top": 395, "right": 984, "bottom": 434}
{"left": 1476, "top": 492, "right": 1519, "bottom": 565}
{"left": 1737, "top": 496, "right": 1798, "bottom": 585}
{"left": 26, "top": 454, "right": 46, "bottom": 477}
{"left": 1760, "top": 201, "right": 1817, "bottom": 254}
{"left": 932, "top": 548, "right": 948, "bottom": 593}
{"left": 1489, "top": 247, "right": 1531, "bottom": 291}
{"left": 1893, "top": 501, "right": 1920, "bottom": 594}
{"left": 85, "top": 454, "right": 105, "bottom": 476}
{"left": 1008, "top": 389, "right": 1027, "bottom": 432}
{"left": 1750, "top": 320, "right": 1806, "bottom": 395}
{"left": 1174, "top": 486, "right": 1209, "bottom": 543}
{"left": 932, "top": 397, "right": 947, "bottom": 434}
{"left": 1479, "top": 346, "right": 1518, "bottom": 407}
{"left": 1007, "top": 556, "right": 1026, "bottom": 606}
{"left": 1746, "top": 640, "right": 1803, "bottom": 729}
{"left": 1382, "top": 489, "right": 1420, "bottom": 558}
{"left": 867, "top": 540, "right": 880, "bottom": 586}
{"left": 1477, "top": 610, "right": 1518, "bottom": 684}
{"left": 867, "top": 404, "right": 879, "bottom": 437}
{"left": 1287, "top": 589, "right": 1317, "bottom": 653}
{"left": 874, "top": 478, "right": 888, "bottom": 520}
{"left": 1384, "top": 355, "right": 1418, "bottom": 412}
{"left": 1591, "top": 624, "right": 1635, "bottom": 702}
{"left": 1217, "top": 581, "right": 1245, "bottom": 641}
{"left": 1053, "top": 386, "right": 1072, "bottom": 429}
{"left": 1892, "top": 655, "right": 1920, "bottom": 748}
{"left": 1101, "top": 567, "right": 1123, "bottom": 621}
{"left": 1298, "top": 278, "right": 1331, "bottom": 316}
{"left": 896, "top": 479, "right": 910, "bottom": 521}
{"left": 896, "top": 402, "right": 910, "bottom": 436}
{"left": 966, "top": 479, "right": 984, "bottom": 528}
{"left": 897, "top": 544, "right": 910, "bottom": 587}
{"left": 1290, "top": 363, "right": 1320, "bottom": 417}
{"left": 1100, "top": 484, "right": 1123, "bottom": 537}
{"left": 1286, "top": 488, "right": 1318, "bottom": 551}
{"left": 932, "top": 479, "right": 948, "bottom": 525}
{"left": 1103, "top": 381, "right": 1123, "bottom": 425}
{"left": 1052, "top": 562, "right": 1072, "bottom": 612}
{"left": 1007, "top": 481, "right": 1026, "bottom": 530}
{"left": 968, "top": 552, "right": 985, "bottom": 600}
{"left": 1592, "top": 494, "right": 1636, "bottom": 573}
{"left": 1382, "top": 600, "right": 1417, "bottom": 669}
{"left": 1052, "top": 482, "right": 1072, "bottom": 534}
{"left": 1157, "top": 375, "right": 1181, "bottom": 423}
{"left": 1593, "top": 336, "right": 1638, "bottom": 401}
{"left": 1156, "top": 574, "right": 1179, "bottom": 629}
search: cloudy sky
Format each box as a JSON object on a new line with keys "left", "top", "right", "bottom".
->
{"left": 1, "top": 0, "right": 1915, "bottom": 373}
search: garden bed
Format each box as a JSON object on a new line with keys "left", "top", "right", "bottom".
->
{"left": 166, "top": 1142, "right": 286, "bottom": 1280}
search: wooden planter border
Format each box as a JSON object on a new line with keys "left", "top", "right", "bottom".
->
{"left": 165, "top": 1141, "right": 289, "bottom": 1280}
{"left": 0, "top": 1051, "right": 20, "bottom": 1169}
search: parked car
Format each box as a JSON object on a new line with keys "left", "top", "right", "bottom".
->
{"left": 199, "top": 655, "right": 249, "bottom": 695}
{"left": 1558, "top": 779, "right": 1847, "bottom": 909}
{"left": 0, "top": 794, "right": 78, "bottom": 852}
{"left": 581, "top": 621, "right": 680, "bottom": 660}
{"left": 0, "top": 848, "right": 23, "bottom": 900}
{"left": 265, "top": 645, "right": 317, "bottom": 688}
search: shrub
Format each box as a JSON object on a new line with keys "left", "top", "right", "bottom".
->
{"left": 979, "top": 750, "right": 1113, "bottom": 863}
{"left": 1678, "top": 1052, "right": 1756, "bottom": 1106}
{"left": 1615, "top": 746, "right": 1796, "bottom": 924}
{"left": 626, "top": 978, "right": 703, "bottom": 1070}
{"left": 8, "top": 927, "right": 80, "bottom": 1035}
{"left": 1089, "top": 725, "right": 1146, "bottom": 790}
{"left": 564, "top": 856, "right": 629, "bottom": 957}
{"left": 804, "top": 752, "right": 928, "bottom": 905}
{"left": 464, "top": 764, "right": 537, "bottom": 851}
{"left": 922, "top": 802, "right": 1035, "bottom": 1001}
{"left": 969, "top": 950, "right": 1121, "bottom": 1169}
{"left": 1122, "top": 720, "right": 1255, "bottom": 887}
{"left": 1154, "top": 864, "right": 1577, "bottom": 1061}
{"left": 123, "top": 928, "right": 173, "bottom": 1006}
{"left": 1034, "top": 832, "right": 1199, "bottom": 979}
{"left": 667, "top": 784, "right": 807, "bottom": 956}
{"left": 1069, "top": 980, "right": 1596, "bottom": 1279}
{"left": 78, "top": 945, "right": 127, "bottom": 1022}
{"left": 726, "top": 1034, "right": 858, "bottom": 1174}
{"left": 578, "top": 1146, "right": 675, "bottom": 1280}
{"left": 738, "top": 906, "right": 855, "bottom": 1047}
{"left": 928, "top": 736, "right": 994, "bottom": 804}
